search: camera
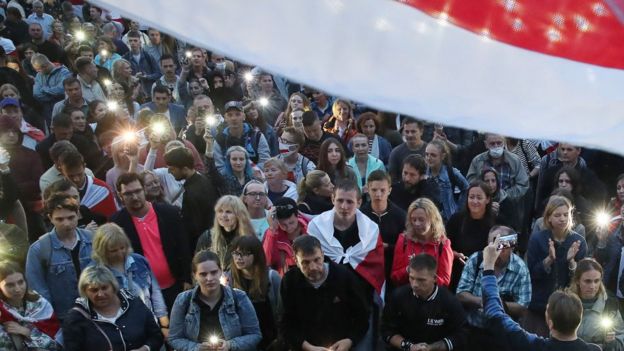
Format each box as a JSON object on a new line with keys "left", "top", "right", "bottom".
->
{"left": 497, "top": 234, "right": 518, "bottom": 250}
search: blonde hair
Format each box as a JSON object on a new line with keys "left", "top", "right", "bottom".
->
{"left": 0, "top": 84, "right": 20, "bottom": 98}
{"left": 263, "top": 157, "right": 288, "bottom": 175}
{"left": 406, "top": 198, "right": 446, "bottom": 242}
{"left": 427, "top": 139, "right": 451, "bottom": 167}
{"left": 331, "top": 98, "right": 354, "bottom": 120}
{"left": 211, "top": 196, "right": 255, "bottom": 268}
{"left": 92, "top": 223, "right": 133, "bottom": 266}
{"left": 78, "top": 265, "right": 119, "bottom": 298}
{"left": 112, "top": 58, "right": 132, "bottom": 83}
{"left": 297, "top": 170, "right": 329, "bottom": 202}
{"left": 543, "top": 195, "right": 574, "bottom": 233}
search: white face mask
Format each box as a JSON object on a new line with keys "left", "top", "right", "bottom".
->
{"left": 489, "top": 146, "right": 504, "bottom": 158}
{"left": 215, "top": 62, "right": 226, "bottom": 71}
{"left": 279, "top": 142, "right": 298, "bottom": 157}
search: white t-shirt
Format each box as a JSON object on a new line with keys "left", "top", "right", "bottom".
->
{"left": 97, "top": 308, "right": 123, "bottom": 324}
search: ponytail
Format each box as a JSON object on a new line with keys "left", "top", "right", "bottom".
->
{"left": 297, "top": 170, "right": 328, "bottom": 203}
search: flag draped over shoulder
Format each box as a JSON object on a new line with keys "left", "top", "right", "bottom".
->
{"left": 307, "top": 209, "right": 385, "bottom": 296}
{"left": 94, "top": 0, "right": 624, "bottom": 155}
{"left": 0, "top": 299, "right": 60, "bottom": 338}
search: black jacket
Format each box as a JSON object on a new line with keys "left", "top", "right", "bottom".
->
{"left": 111, "top": 202, "right": 191, "bottom": 284}
{"left": 184, "top": 125, "right": 206, "bottom": 155}
{"left": 2, "top": 19, "right": 30, "bottom": 46}
{"left": 63, "top": 290, "right": 163, "bottom": 351}
{"left": 361, "top": 200, "right": 406, "bottom": 281}
{"left": 280, "top": 261, "right": 369, "bottom": 350}
{"left": 297, "top": 193, "right": 333, "bottom": 215}
{"left": 36, "top": 133, "right": 104, "bottom": 171}
{"left": 389, "top": 178, "right": 441, "bottom": 211}
{"left": 0, "top": 67, "right": 36, "bottom": 111}
{"left": 381, "top": 284, "right": 466, "bottom": 350}
{"left": 181, "top": 172, "right": 219, "bottom": 242}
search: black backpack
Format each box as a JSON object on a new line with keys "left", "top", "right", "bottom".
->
{"left": 215, "top": 130, "right": 262, "bottom": 164}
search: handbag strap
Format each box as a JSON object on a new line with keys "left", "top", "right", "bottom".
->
{"left": 72, "top": 307, "right": 114, "bottom": 351}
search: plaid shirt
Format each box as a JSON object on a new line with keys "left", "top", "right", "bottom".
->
{"left": 456, "top": 252, "right": 531, "bottom": 328}
{"left": 483, "top": 156, "right": 514, "bottom": 191}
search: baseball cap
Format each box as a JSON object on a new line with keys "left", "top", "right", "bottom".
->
{"left": 273, "top": 197, "right": 298, "bottom": 219}
{"left": 224, "top": 101, "right": 243, "bottom": 112}
{"left": 0, "top": 98, "right": 20, "bottom": 109}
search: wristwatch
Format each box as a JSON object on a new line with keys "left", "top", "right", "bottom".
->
{"left": 401, "top": 339, "right": 413, "bottom": 350}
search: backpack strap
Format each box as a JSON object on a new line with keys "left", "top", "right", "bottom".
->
{"left": 446, "top": 166, "right": 458, "bottom": 191}
{"left": 215, "top": 133, "right": 227, "bottom": 151}
{"left": 249, "top": 131, "right": 262, "bottom": 164}
{"left": 38, "top": 233, "right": 53, "bottom": 270}
{"left": 301, "top": 157, "right": 310, "bottom": 177}
{"left": 473, "top": 251, "right": 484, "bottom": 283}
{"left": 446, "top": 166, "right": 463, "bottom": 202}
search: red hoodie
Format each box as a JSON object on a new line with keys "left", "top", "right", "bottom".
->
{"left": 262, "top": 215, "right": 308, "bottom": 276}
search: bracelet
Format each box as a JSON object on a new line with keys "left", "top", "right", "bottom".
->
{"left": 401, "top": 339, "right": 413, "bottom": 350}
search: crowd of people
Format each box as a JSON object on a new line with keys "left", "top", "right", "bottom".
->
{"left": 0, "top": 1, "right": 624, "bottom": 350}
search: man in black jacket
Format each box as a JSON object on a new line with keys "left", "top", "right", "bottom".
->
{"left": 382, "top": 253, "right": 466, "bottom": 351}
{"left": 389, "top": 154, "right": 441, "bottom": 210}
{"left": 280, "top": 235, "right": 369, "bottom": 351}
{"left": 164, "top": 146, "right": 218, "bottom": 251}
{"left": 111, "top": 172, "right": 191, "bottom": 312}
{"left": 361, "top": 170, "right": 406, "bottom": 298}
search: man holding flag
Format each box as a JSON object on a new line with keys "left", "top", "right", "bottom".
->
{"left": 307, "top": 179, "right": 385, "bottom": 350}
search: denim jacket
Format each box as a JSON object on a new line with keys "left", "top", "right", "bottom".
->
{"left": 93, "top": 253, "right": 168, "bottom": 318}
{"left": 168, "top": 285, "right": 261, "bottom": 351}
{"left": 427, "top": 165, "right": 468, "bottom": 221}
{"left": 25, "top": 228, "right": 93, "bottom": 320}
{"left": 33, "top": 65, "right": 72, "bottom": 102}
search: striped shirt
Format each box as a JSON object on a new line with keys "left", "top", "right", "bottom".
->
{"left": 509, "top": 140, "right": 541, "bottom": 175}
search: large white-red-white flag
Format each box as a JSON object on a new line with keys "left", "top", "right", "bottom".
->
{"left": 94, "top": 0, "right": 624, "bottom": 154}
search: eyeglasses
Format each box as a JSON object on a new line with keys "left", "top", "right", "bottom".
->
{"left": 279, "top": 137, "right": 297, "bottom": 145}
{"left": 231, "top": 251, "right": 252, "bottom": 258}
{"left": 245, "top": 192, "right": 266, "bottom": 198}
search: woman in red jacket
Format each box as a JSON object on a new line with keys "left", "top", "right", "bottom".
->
{"left": 391, "top": 197, "right": 453, "bottom": 287}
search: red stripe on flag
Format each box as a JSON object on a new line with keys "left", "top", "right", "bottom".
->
{"left": 400, "top": 0, "right": 624, "bottom": 69}
{"left": 354, "top": 234, "right": 386, "bottom": 296}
